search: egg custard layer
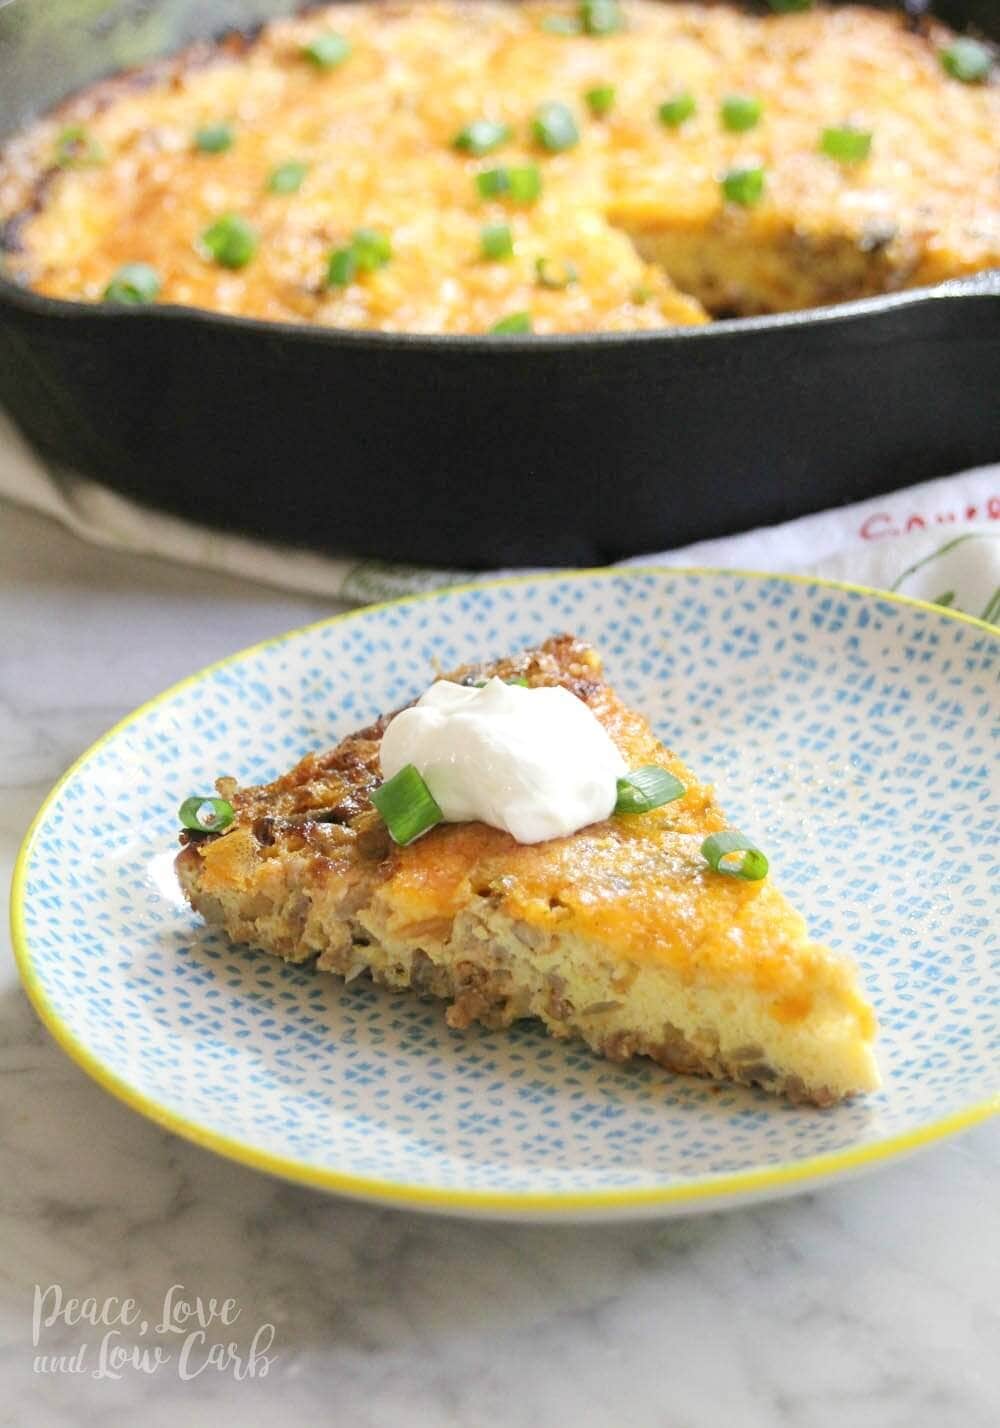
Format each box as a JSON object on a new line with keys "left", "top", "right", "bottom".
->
{"left": 175, "top": 635, "right": 880, "bottom": 1105}
{"left": 0, "top": 2, "right": 997, "bottom": 333}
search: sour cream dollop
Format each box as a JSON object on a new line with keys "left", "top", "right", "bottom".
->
{"left": 379, "top": 677, "right": 626, "bottom": 844}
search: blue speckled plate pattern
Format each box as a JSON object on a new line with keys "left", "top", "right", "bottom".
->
{"left": 12, "top": 571, "right": 1000, "bottom": 1220}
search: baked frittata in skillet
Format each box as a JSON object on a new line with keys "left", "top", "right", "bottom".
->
{"left": 0, "top": 2, "right": 996, "bottom": 332}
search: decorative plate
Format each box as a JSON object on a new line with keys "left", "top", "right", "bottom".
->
{"left": 12, "top": 570, "right": 999, "bottom": 1221}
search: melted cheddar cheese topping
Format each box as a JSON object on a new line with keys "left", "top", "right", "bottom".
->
{"left": 372, "top": 670, "right": 869, "bottom": 1033}
{"left": 6, "top": 6, "right": 991, "bottom": 327}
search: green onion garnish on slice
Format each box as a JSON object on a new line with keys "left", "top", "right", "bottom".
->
{"left": 721, "top": 165, "right": 766, "bottom": 207}
{"left": 658, "top": 92, "right": 697, "bottom": 128}
{"left": 371, "top": 764, "right": 443, "bottom": 846}
{"left": 351, "top": 227, "right": 392, "bottom": 271}
{"left": 766, "top": 0, "right": 813, "bottom": 11}
{"left": 631, "top": 284, "right": 652, "bottom": 304}
{"left": 939, "top": 38, "right": 992, "bottom": 84}
{"left": 199, "top": 213, "right": 259, "bottom": 269}
{"left": 266, "top": 160, "right": 309, "bottom": 194}
{"left": 103, "top": 262, "right": 162, "bottom": 305}
{"left": 327, "top": 246, "right": 358, "bottom": 287}
{"left": 585, "top": 84, "right": 616, "bottom": 117}
{"left": 302, "top": 32, "right": 351, "bottom": 69}
{"left": 476, "top": 165, "right": 542, "bottom": 203}
{"left": 194, "top": 123, "right": 234, "bottom": 154}
{"left": 819, "top": 125, "right": 872, "bottom": 163}
{"left": 614, "top": 766, "right": 686, "bottom": 815}
{"left": 721, "top": 94, "right": 762, "bottom": 132}
{"left": 701, "top": 831, "right": 769, "bottom": 881}
{"left": 481, "top": 223, "right": 514, "bottom": 260}
{"left": 453, "top": 120, "right": 512, "bottom": 156}
{"left": 532, "top": 102, "right": 580, "bottom": 153}
{"left": 179, "top": 796, "right": 235, "bottom": 833}
{"left": 490, "top": 312, "right": 533, "bottom": 334}
{"left": 535, "top": 256, "right": 579, "bottom": 289}
{"left": 542, "top": 14, "right": 582, "bottom": 34}
{"left": 54, "top": 126, "right": 104, "bottom": 168}
{"left": 580, "top": 0, "right": 625, "bottom": 36}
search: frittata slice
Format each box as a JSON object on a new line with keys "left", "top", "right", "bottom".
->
{"left": 175, "top": 635, "right": 880, "bottom": 1105}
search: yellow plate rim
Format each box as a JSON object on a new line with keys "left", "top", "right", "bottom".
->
{"left": 10, "top": 565, "right": 1000, "bottom": 1218}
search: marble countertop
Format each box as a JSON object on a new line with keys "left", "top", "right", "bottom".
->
{"left": 1, "top": 499, "right": 998, "bottom": 1428}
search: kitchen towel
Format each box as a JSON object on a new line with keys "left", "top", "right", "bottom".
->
{"left": 1, "top": 408, "right": 997, "bottom": 621}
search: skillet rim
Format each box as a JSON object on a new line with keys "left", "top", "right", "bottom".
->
{"left": 0, "top": 266, "right": 997, "bottom": 353}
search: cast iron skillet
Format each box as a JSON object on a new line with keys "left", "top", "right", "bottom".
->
{"left": 0, "top": 0, "right": 997, "bottom": 569}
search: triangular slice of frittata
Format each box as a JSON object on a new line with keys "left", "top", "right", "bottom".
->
{"left": 176, "top": 635, "right": 879, "bottom": 1105}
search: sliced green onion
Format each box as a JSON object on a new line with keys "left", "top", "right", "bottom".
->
{"left": 266, "top": 160, "right": 309, "bottom": 194}
{"left": 631, "top": 284, "right": 652, "bottom": 304}
{"left": 614, "top": 766, "right": 686, "bottom": 815}
{"left": 327, "top": 246, "right": 358, "bottom": 286}
{"left": 490, "top": 311, "right": 533, "bottom": 334}
{"left": 179, "top": 795, "right": 235, "bottom": 833}
{"left": 351, "top": 227, "right": 392, "bottom": 271}
{"left": 658, "top": 92, "right": 697, "bottom": 128}
{"left": 476, "top": 167, "right": 510, "bottom": 198}
{"left": 585, "top": 84, "right": 616, "bottom": 117}
{"left": 54, "top": 126, "right": 104, "bottom": 168}
{"left": 532, "top": 102, "right": 580, "bottom": 153}
{"left": 721, "top": 165, "right": 766, "bottom": 207}
{"left": 194, "top": 122, "right": 234, "bottom": 154}
{"left": 580, "top": 0, "right": 624, "bottom": 36}
{"left": 766, "top": 0, "right": 813, "bottom": 11}
{"left": 327, "top": 229, "right": 392, "bottom": 285}
{"left": 535, "top": 255, "right": 579, "bottom": 289}
{"left": 103, "top": 262, "right": 162, "bottom": 305}
{"left": 371, "top": 764, "right": 443, "bottom": 845}
{"left": 721, "top": 94, "right": 762, "bottom": 132}
{"left": 508, "top": 165, "right": 543, "bottom": 202}
{"left": 701, "top": 831, "right": 769, "bottom": 881}
{"left": 481, "top": 223, "right": 514, "bottom": 260}
{"left": 302, "top": 32, "right": 351, "bottom": 69}
{"left": 476, "top": 165, "right": 542, "bottom": 203}
{"left": 820, "top": 125, "right": 872, "bottom": 163}
{"left": 199, "top": 213, "right": 258, "bottom": 269}
{"left": 542, "top": 14, "right": 582, "bottom": 35}
{"left": 939, "top": 38, "right": 992, "bottom": 84}
{"left": 453, "top": 119, "right": 512, "bottom": 156}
